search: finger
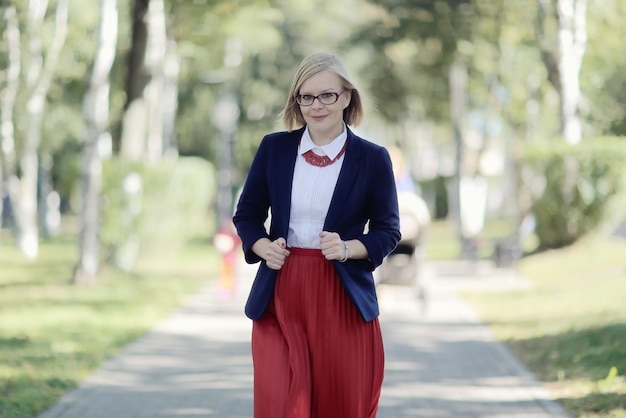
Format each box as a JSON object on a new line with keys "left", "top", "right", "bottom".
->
{"left": 319, "top": 231, "right": 339, "bottom": 244}
{"left": 275, "top": 238, "right": 290, "bottom": 257}
{"left": 319, "top": 231, "right": 336, "bottom": 243}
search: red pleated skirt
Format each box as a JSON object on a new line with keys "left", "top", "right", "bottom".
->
{"left": 251, "top": 248, "right": 384, "bottom": 418}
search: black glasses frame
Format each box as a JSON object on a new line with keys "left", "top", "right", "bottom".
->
{"left": 295, "top": 89, "right": 345, "bottom": 106}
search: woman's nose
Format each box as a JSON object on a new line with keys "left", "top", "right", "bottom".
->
{"left": 311, "top": 98, "right": 324, "bottom": 109}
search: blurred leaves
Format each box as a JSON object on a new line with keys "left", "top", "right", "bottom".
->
{"left": 2, "top": 0, "right": 626, "bottom": 198}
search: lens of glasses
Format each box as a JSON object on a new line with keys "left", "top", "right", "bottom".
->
{"left": 296, "top": 90, "right": 343, "bottom": 106}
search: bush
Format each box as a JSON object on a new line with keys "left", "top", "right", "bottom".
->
{"left": 101, "top": 157, "right": 216, "bottom": 269}
{"left": 518, "top": 137, "right": 626, "bottom": 250}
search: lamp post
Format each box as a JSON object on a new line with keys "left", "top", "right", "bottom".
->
{"left": 212, "top": 90, "right": 239, "bottom": 230}
{"left": 211, "top": 89, "right": 240, "bottom": 300}
{"left": 208, "top": 38, "right": 242, "bottom": 300}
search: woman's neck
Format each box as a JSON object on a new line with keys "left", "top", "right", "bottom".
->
{"left": 309, "top": 125, "right": 344, "bottom": 146}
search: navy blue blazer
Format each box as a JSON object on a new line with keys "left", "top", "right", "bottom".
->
{"left": 233, "top": 126, "right": 401, "bottom": 322}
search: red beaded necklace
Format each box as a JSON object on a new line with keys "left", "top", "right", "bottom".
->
{"left": 301, "top": 141, "right": 347, "bottom": 167}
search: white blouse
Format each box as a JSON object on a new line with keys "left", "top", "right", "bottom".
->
{"left": 287, "top": 125, "right": 347, "bottom": 249}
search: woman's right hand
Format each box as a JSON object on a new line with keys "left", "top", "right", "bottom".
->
{"left": 261, "top": 237, "right": 290, "bottom": 270}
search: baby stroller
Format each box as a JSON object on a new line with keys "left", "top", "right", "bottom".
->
{"left": 376, "top": 192, "right": 430, "bottom": 308}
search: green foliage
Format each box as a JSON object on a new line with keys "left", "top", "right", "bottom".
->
{"left": 50, "top": 138, "right": 81, "bottom": 204}
{"left": 171, "top": 0, "right": 364, "bottom": 172}
{"left": 345, "top": 0, "right": 462, "bottom": 124}
{"left": 6, "top": 0, "right": 626, "bottom": 193}
{"left": 101, "top": 157, "right": 216, "bottom": 268}
{"left": 5, "top": 0, "right": 626, "bottom": 259}
{"left": 518, "top": 137, "right": 626, "bottom": 250}
{"left": 582, "top": 1, "right": 626, "bottom": 137}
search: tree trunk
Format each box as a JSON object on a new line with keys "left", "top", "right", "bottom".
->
{"left": 0, "top": 5, "right": 21, "bottom": 239}
{"left": 537, "top": 0, "right": 587, "bottom": 144}
{"left": 536, "top": 0, "right": 561, "bottom": 92}
{"left": 143, "top": 0, "right": 167, "bottom": 162}
{"left": 448, "top": 61, "right": 471, "bottom": 257}
{"left": 119, "top": 0, "right": 148, "bottom": 160}
{"left": 73, "top": 0, "right": 118, "bottom": 285}
{"left": 120, "top": 0, "right": 168, "bottom": 162}
{"left": 162, "top": 38, "right": 180, "bottom": 159}
{"left": 125, "top": 0, "right": 149, "bottom": 108}
{"left": 12, "top": 0, "right": 68, "bottom": 259}
{"left": 556, "top": 0, "right": 587, "bottom": 144}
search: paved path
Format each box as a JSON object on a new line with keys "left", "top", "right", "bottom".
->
{"left": 37, "top": 260, "right": 570, "bottom": 418}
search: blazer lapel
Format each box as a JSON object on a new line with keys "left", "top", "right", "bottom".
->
{"left": 324, "top": 130, "right": 361, "bottom": 230}
{"left": 274, "top": 129, "right": 302, "bottom": 237}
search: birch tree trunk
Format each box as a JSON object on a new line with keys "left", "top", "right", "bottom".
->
{"left": 143, "top": 0, "right": 167, "bottom": 162}
{"left": 0, "top": 6, "right": 21, "bottom": 239}
{"left": 120, "top": 0, "right": 148, "bottom": 161}
{"left": 537, "top": 0, "right": 587, "bottom": 144}
{"left": 11, "top": 0, "right": 68, "bottom": 258}
{"left": 120, "top": 0, "right": 169, "bottom": 163}
{"left": 73, "top": 0, "right": 118, "bottom": 285}
{"left": 556, "top": 0, "right": 587, "bottom": 144}
{"left": 162, "top": 38, "right": 179, "bottom": 159}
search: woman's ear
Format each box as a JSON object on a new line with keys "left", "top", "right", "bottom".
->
{"left": 343, "top": 90, "right": 352, "bottom": 108}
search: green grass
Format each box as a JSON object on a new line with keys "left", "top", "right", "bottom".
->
{"left": 3, "top": 217, "right": 624, "bottom": 418}
{"left": 423, "top": 217, "right": 522, "bottom": 261}
{"left": 423, "top": 219, "right": 625, "bottom": 416}
{"left": 462, "top": 236, "right": 626, "bottom": 418}
{"left": 0, "top": 230, "right": 219, "bottom": 418}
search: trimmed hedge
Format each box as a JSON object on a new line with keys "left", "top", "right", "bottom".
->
{"left": 101, "top": 157, "right": 216, "bottom": 270}
{"left": 518, "top": 137, "right": 626, "bottom": 250}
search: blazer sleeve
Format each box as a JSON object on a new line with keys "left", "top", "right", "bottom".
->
{"left": 357, "top": 146, "right": 401, "bottom": 269}
{"left": 232, "top": 136, "right": 272, "bottom": 264}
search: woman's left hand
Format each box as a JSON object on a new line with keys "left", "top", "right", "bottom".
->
{"left": 319, "top": 231, "right": 346, "bottom": 261}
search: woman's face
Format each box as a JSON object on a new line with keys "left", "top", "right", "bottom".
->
{"left": 298, "top": 70, "right": 351, "bottom": 145}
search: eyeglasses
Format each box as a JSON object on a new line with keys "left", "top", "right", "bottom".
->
{"left": 295, "top": 89, "right": 345, "bottom": 106}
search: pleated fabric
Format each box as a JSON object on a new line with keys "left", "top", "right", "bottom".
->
{"left": 252, "top": 248, "right": 384, "bottom": 418}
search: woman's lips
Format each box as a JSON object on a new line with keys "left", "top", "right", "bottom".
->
{"left": 312, "top": 115, "right": 327, "bottom": 121}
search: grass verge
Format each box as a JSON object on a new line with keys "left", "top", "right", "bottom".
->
{"left": 462, "top": 236, "right": 626, "bottom": 418}
{"left": 0, "top": 232, "right": 218, "bottom": 418}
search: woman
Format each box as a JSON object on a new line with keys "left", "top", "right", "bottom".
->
{"left": 233, "top": 52, "right": 400, "bottom": 418}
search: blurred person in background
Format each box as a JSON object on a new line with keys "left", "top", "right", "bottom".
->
{"left": 376, "top": 147, "right": 430, "bottom": 294}
{"left": 388, "top": 146, "right": 430, "bottom": 250}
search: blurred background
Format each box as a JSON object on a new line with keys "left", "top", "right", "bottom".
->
{"left": 1, "top": 1, "right": 625, "bottom": 417}
{"left": 2, "top": 0, "right": 626, "bottom": 268}
{"left": 1, "top": 0, "right": 626, "bottom": 267}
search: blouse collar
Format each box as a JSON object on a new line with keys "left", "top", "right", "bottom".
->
{"left": 299, "top": 124, "right": 348, "bottom": 159}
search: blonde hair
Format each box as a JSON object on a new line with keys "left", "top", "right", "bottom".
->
{"left": 279, "top": 52, "right": 364, "bottom": 131}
